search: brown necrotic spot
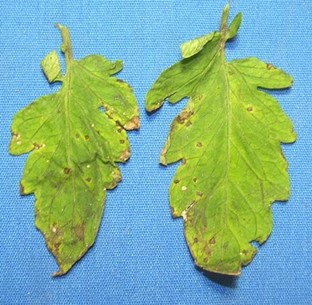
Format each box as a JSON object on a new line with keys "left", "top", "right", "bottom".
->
{"left": 242, "top": 249, "right": 249, "bottom": 255}
{"left": 125, "top": 116, "right": 140, "bottom": 129}
{"left": 247, "top": 106, "right": 253, "bottom": 112}
{"left": 53, "top": 242, "right": 61, "bottom": 253}
{"left": 193, "top": 178, "right": 197, "bottom": 183}
{"left": 174, "top": 179, "right": 180, "bottom": 184}
{"left": 209, "top": 237, "right": 216, "bottom": 244}
{"left": 176, "top": 109, "right": 192, "bottom": 125}
{"left": 197, "top": 191, "right": 203, "bottom": 197}
{"left": 51, "top": 223, "right": 58, "bottom": 234}
{"left": 177, "top": 116, "right": 185, "bottom": 124}
{"left": 196, "top": 142, "right": 202, "bottom": 148}
{"left": 75, "top": 133, "right": 80, "bottom": 138}
{"left": 186, "top": 121, "right": 192, "bottom": 127}
{"left": 33, "top": 142, "right": 41, "bottom": 149}
{"left": 86, "top": 177, "right": 91, "bottom": 182}
{"left": 64, "top": 167, "right": 71, "bottom": 174}
{"left": 12, "top": 132, "right": 20, "bottom": 140}
{"left": 266, "top": 63, "right": 274, "bottom": 70}
{"left": 120, "top": 139, "right": 125, "bottom": 144}
{"left": 73, "top": 224, "right": 85, "bottom": 241}
{"left": 85, "top": 135, "right": 90, "bottom": 140}
{"left": 120, "top": 150, "right": 130, "bottom": 161}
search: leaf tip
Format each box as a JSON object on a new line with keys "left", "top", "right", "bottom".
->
{"left": 120, "top": 149, "right": 131, "bottom": 162}
{"left": 160, "top": 152, "right": 168, "bottom": 166}
{"left": 170, "top": 206, "right": 180, "bottom": 218}
{"left": 227, "top": 12, "right": 243, "bottom": 40}
{"left": 124, "top": 115, "right": 140, "bottom": 130}
{"left": 145, "top": 99, "right": 165, "bottom": 113}
{"left": 20, "top": 183, "right": 26, "bottom": 195}
{"left": 52, "top": 268, "right": 67, "bottom": 277}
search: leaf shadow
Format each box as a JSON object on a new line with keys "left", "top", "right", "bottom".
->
{"left": 197, "top": 267, "right": 238, "bottom": 288}
{"left": 48, "top": 80, "right": 62, "bottom": 92}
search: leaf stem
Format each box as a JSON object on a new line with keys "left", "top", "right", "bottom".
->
{"left": 220, "top": 4, "right": 230, "bottom": 37}
{"left": 56, "top": 24, "right": 74, "bottom": 67}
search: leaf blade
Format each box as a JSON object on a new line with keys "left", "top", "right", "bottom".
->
{"left": 146, "top": 6, "right": 295, "bottom": 275}
{"left": 10, "top": 25, "right": 139, "bottom": 275}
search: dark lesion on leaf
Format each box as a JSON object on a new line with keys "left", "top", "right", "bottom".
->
{"left": 176, "top": 108, "right": 194, "bottom": 125}
{"left": 266, "top": 63, "right": 275, "bottom": 70}
{"left": 186, "top": 121, "right": 192, "bottom": 127}
{"left": 242, "top": 249, "right": 249, "bottom": 255}
{"left": 11, "top": 131, "right": 20, "bottom": 140}
{"left": 84, "top": 135, "right": 90, "bottom": 141}
{"left": 209, "top": 237, "right": 216, "bottom": 244}
{"left": 247, "top": 106, "right": 253, "bottom": 112}
{"left": 63, "top": 167, "right": 71, "bottom": 174}
{"left": 197, "top": 191, "right": 204, "bottom": 197}
{"left": 73, "top": 223, "right": 85, "bottom": 241}
{"left": 33, "top": 142, "right": 45, "bottom": 150}
{"left": 53, "top": 242, "right": 61, "bottom": 253}
{"left": 177, "top": 116, "right": 185, "bottom": 124}
{"left": 49, "top": 223, "right": 64, "bottom": 242}
{"left": 203, "top": 244, "right": 213, "bottom": 258}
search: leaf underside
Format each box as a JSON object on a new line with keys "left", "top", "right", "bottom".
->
{"left": 10, "top": 24, "right": 139, "bottom": 276}
{"left": 146, "top": 5, "right": 295, "bottom": 275}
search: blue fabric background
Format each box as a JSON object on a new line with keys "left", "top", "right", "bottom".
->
{"left": 0, "top": 1, "right": 311, "bottom": 304}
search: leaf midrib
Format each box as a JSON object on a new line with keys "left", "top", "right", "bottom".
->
{"left": 62, "top": 64, "right": 80, "bottom": 253}
{"left": 218, "top": 45, "right": 241, "bottom": 267}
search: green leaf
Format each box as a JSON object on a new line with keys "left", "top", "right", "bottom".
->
{"left": 10, "top": 24, "right": 140, "bottom": 276}
{"left": 41, "top": 50, "right": 62, "bottom": 83}
{"left": 227, "top": 12, "right": 242, "bottom": 40}
{"left": 146, "top": 6, "right": 295, "bottom": 275}
{"left": 181, "top": 33, "right": 214, "bottom": 59}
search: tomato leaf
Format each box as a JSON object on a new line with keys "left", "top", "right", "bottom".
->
{"left": 146, "top": 5, "right": 296, "bottom": 275}
{"left": 10, "top": 24, "right": 139, "bottom": 276}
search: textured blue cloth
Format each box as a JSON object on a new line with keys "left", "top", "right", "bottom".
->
{"left": 0, "top": 1, "right": 311, "bottom": 304}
